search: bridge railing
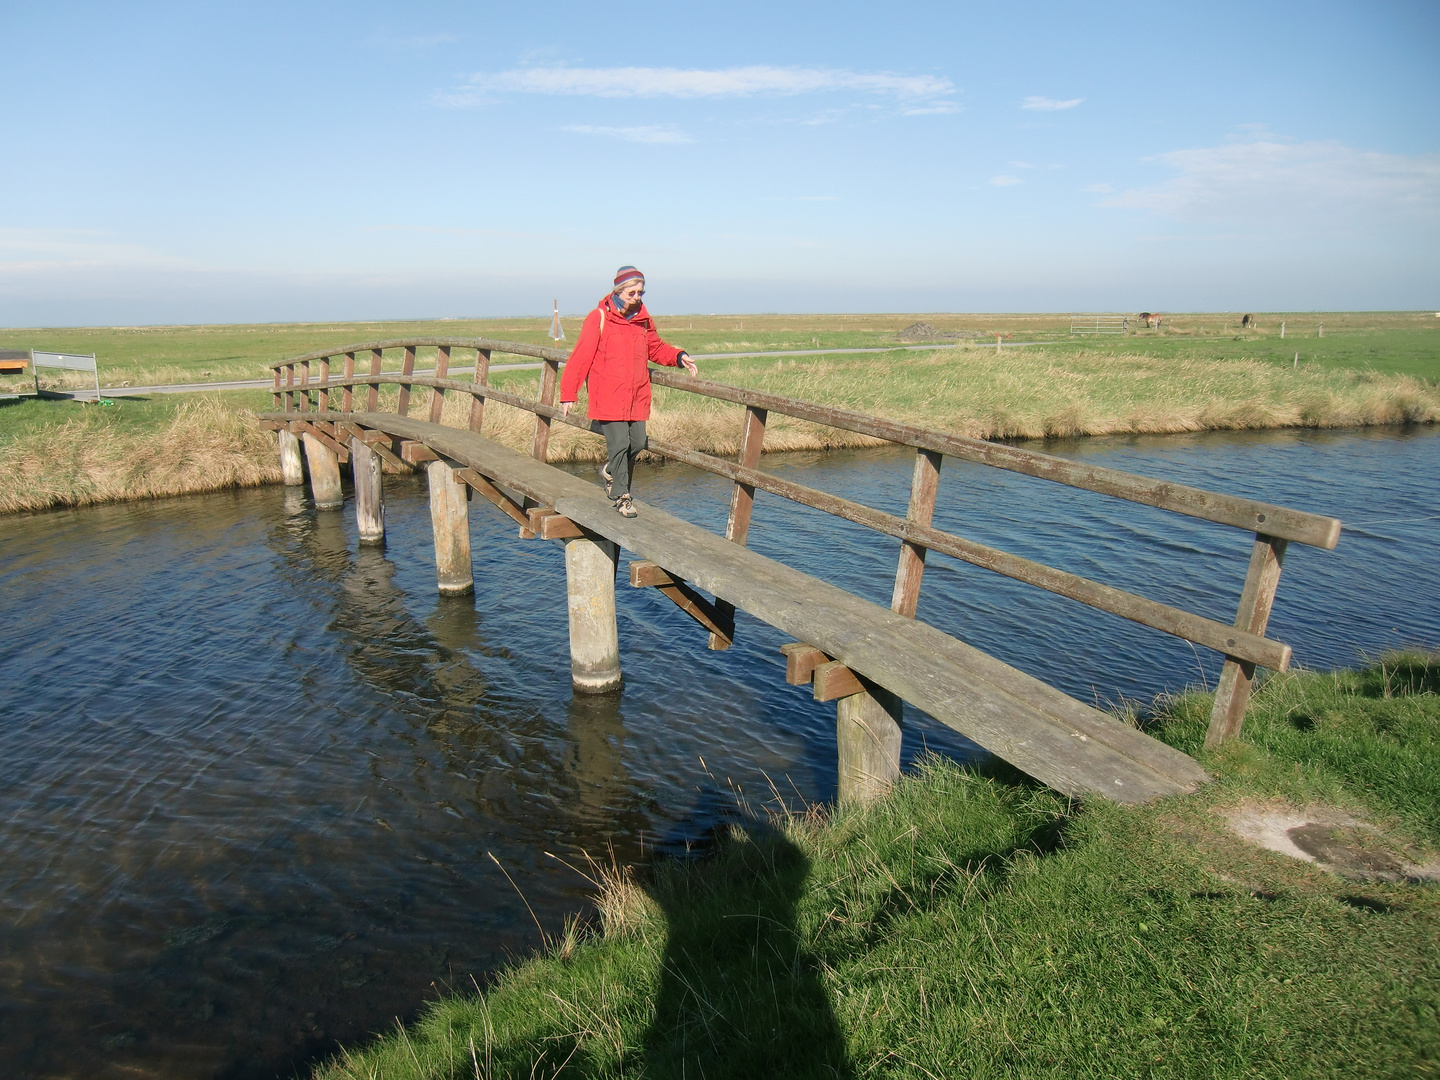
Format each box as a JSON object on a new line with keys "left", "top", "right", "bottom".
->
{"left": 270, "top": 339, "right": 1341, "bottom": 746}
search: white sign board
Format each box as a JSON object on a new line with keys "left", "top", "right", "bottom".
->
{"left": 30, "top": 351, "right": 101, "bottom": 399}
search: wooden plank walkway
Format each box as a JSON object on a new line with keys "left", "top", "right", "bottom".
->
{"left": 276, "top": 410, "right": 1208, "bottom": 803}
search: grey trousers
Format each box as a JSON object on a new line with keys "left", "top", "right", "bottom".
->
{"left": 591, "top": 420, "right": 647, "bottom": 497}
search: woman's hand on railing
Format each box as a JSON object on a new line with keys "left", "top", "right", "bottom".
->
{"left": 561, "top": 401, "right": 573, "bottom": 417}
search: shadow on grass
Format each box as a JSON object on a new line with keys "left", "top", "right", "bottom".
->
{"left": 641, "top": 824, "right": 852, "bottom": 1080}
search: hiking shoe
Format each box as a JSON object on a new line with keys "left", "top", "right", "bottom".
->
{"left": 614, "top": 493, "right": 637, "bottom": 518}
{"left": 597, "top": 463, "right": 614, "bottom": 499}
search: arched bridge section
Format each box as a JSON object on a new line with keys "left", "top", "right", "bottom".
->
{"left": 257, "top": 337, "right": 1342, "bottom": 805}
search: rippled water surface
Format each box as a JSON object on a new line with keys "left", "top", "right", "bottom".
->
{"left": 1, "top": 426, "right": 1437, "bottom": 1078}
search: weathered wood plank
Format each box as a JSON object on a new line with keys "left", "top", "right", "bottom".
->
{"left": 892, "top": 447, "right": 941, "bottom": 618}
{"left": 453, "top": 468, "right": 532, "bottom": 530}
{"left": 781, "top": 642, "right": 830, "bottom": 685}
{"left": 627, "top": 561, "right": 734, "bottom": 645}
{"left": 400, "top": 440, "right": 441, "bottom": 466}
{"left": 813, "top": 660, "right": 865, "bottom": 702}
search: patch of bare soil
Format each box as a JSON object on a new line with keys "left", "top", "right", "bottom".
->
{"left": 1223, "top": 800, "right": 1440, "bottom": 884}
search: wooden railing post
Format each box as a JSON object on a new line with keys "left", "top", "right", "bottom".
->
{"left": 531, "top": 358, "right": 560, "bottom": 461}
{"left": 342, "top": 352, "right": 355, "bottom": 412}
{"left": 429, "top": 346, "right": 450, "bottom": 424}
{"left": 469, "top": 348, "right": 490, "bottom": 433}
{"left": 272, "top": 366, "right": 282, "bottom": 411}
{"left": 317, "top": 357, "right": 330, "bottom": 413}
{"left": 397, "top": 346, "right": 416, "bottom": 416}
{"left": 708, "top": 405, "right": 767, "bottom": 650}
{"left": 367, "top": 348, "right": 382, "bottom": 412}
{"left": 283, "top": 364, "right": 295, "bottom": 413}
{"left": 299, "top": 360, "right": 311, "bottom": 412}
{"left": 891, "top": 448, "right": 943, "bottom": 618}
{"left": 1205, "top": 534, "right": 1289, "bottom": 748}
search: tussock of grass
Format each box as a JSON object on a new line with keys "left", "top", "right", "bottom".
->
{"left": 316, "top": 656, "right": 1440, "bottom": 1080}
{"left": 0, "top": 395, "right": 281, "bottom": 513}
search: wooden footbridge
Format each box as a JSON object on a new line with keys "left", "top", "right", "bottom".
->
{"left": 258, "top": 338, "right": 1341, "bottom": 805}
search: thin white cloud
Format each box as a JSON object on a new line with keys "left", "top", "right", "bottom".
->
{"left": 990, "top": 175, "right": 1024, "bottom": 187}
{"left": 441, "top": 65, "right": 956, "bottom": 108}
{"left": 1101, "top": 136, "right": 1440, "bottom": 224}
{"left": 1083, "top": 182, "right": 1113, "bottom": 193}
{"left": 1022, "top": 95, "right": 1083, "bottom": 111}
{"left": 562, "top": 124, "right": 694, "bottom": 144}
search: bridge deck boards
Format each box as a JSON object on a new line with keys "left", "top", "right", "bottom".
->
{"left": 279, "top": 411, "right": 1208, "bottom": 803}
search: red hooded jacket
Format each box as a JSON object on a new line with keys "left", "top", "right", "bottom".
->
{"left": 559, "top": 294, "right": 685, "bottom": 421}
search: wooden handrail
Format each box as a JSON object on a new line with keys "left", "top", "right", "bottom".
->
{"left": 269, "top": 334, "right": 1345, "bottom": 737}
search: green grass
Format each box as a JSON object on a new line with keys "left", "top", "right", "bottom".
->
{"left": 316, "top": 655, "right": 1440, "bottom": 1080}
{"left": 1, "top": 312, "right": 1435, "bottom": 392}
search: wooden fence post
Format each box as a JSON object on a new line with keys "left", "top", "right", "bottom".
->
{"left": 1205, "top": 533, "right": 1288, "bottom": 748}
{"left": 469, "top": 348, "right": 490, "bottom": 433}
{"left": 301, "top": 431, "right": 343, "bottom": 508}
{"left": 564, "top": 535, "right": 622, "bottom": 693}
{"left": 277, "top": 428, "right": 304, "bottom": 486}
{"left": 317, "top": 357, "right": 330, "bottom": 413}
{"left": 367, "top": 349, "right": 382, "bottom": 412}
{"left": 891, "top": 448, "right": 942, "bottom": 618}
{"left": 351, "top": 437, "right": 384, "bottom": 545}
{"left": 427, "top": 460, "right": 472, "bottom": 594}
{"left": 429, "top": 346, "right": 450, "bottom": 424}
{"left": 342, "top": 352, "right": 355, "bottom": 413}
{"left": 532, "top": 358, "right": 560, "bottom": 461}
{"left": 709, "top": 405, "right": 767, "bottom": 650}
{"left": 397, "top": 346, "right": 416, "bottom": 416}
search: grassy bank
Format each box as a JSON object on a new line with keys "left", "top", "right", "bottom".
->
{"left": 3, "top": 313, "right": 1437, "bottom": 514}
{"left": 318, "top": 654, "right": 1440, "bottom": 1079}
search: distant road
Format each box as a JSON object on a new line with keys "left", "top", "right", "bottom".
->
{"left": 87, "top": 341, "right": 1044, "bottom": 399}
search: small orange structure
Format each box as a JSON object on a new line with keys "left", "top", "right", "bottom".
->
{"left": 0, "top": 349, "right": 29, "bottom": 374}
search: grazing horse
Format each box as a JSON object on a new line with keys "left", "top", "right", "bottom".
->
{"left": 1241, "top": 313, "right": 1253, "bottom": 328}
{"left": 1138, "top": 312, "right": 1163, "bottom": 329}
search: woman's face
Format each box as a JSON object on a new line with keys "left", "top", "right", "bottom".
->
{"left": 617, "top": 282, "right": 645, "bottom": 308}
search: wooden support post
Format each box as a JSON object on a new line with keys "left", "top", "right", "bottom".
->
{"left": 891, "top": 448, "right": 942, "bottom": 618}
{"left": 397, "top": 346, "right": 416, "bottom": 416}
{"left": 1205, "top": 533, "right": 1289, "bottom": 749}
{"left": 469, "top": 348, "right": 490, "bottom": 433}
{"left": 564, "top": 535, "right": 622, "bottom": 693}
{"left": 426, "top": 460, "right": 473, "bottom": 594}
{"left": 429, "top": 346, "right": 450, "bottom": 423}
{"left": 836, "top": 683, "right": 903, "bottom": 804}
{"left": 277, "top": 427, "right": 304, "bottom": 486}
{"left": 710, "top": 405, "right": 767, "bottom": 650}
{"left": 351, "top": 436, "right": 385, "bottom": 545}
{"left": 531, "top": 358, "right": 560, "bottom": 461}
{"left": 301, "top": 431, "right": 343, "bottom": 508}
{"left": 367, "top": 348, "right": 382, "bottom": 412}
{"left": 342, "top": 352, "right": 355, "bottom": 412}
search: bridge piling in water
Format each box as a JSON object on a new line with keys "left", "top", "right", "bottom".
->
{"left": 277, "top": 429, "right": 304, "bottom": 486}
{"left": 564, "top": 536, "right": 623, "bottom": 693}
{"left": 350, "top": 437, "right": 385, "bottom": 545}
{"left": 836, "top": 686, "right": 904, "bottom": 803}
{"left": 426, "top": 460, "right": 473, "bottom": 594}
{"left": 300, "top": 432, "right": 343, "bottom": 508}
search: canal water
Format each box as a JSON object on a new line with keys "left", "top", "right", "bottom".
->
{"left": 1, "top": 426, "right": 1436, "bottom": 1079}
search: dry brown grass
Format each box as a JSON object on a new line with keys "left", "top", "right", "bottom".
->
{"left": 0, "top": 397, "right": 282, "bottom": 514}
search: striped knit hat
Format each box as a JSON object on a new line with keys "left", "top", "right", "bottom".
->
{"left": 613, "top": 265, "right": 644, "bottom": 289}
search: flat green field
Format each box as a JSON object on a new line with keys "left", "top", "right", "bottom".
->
{"left": 0, "top": 311, "right": 1435, "bottom": 391}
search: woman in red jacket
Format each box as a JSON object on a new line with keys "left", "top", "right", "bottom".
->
{"left": 560, "top": 266, "right": 698, "bottom": 517}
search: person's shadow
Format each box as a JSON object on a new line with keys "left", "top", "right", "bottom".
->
{"left": 641, "top": 822, "right": 853, "bottom": 1079}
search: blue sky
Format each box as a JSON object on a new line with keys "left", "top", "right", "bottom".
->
{"left": 2, "top": 0, "right": 1436, "bottom": 325}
